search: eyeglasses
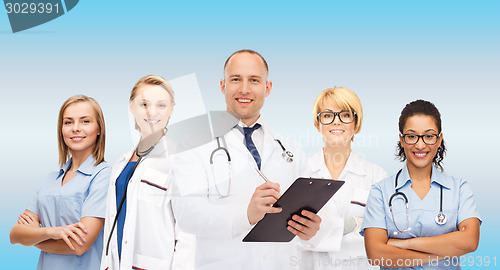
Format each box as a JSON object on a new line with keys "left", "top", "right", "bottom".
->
{"left": 317, "top": 110, "right": 356, "bottom": 125}
{"left": 401, "top": 133, "right": 440, "bottom": 145}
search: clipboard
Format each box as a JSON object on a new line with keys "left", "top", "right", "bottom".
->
{"left": 243, "top": 177, "right": 344, "bottom": 242}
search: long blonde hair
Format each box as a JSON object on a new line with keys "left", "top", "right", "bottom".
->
{"left": 57, "top": 95, "right": 106, "bottom": 167}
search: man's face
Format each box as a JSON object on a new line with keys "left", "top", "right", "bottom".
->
{"left": 220, "top": 52, "right": 272, "bottom": 126}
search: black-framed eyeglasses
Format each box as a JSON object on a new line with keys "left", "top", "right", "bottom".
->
{"left": 401, "top": 133, "right": 440, "bottom": 145}
{"left": 317, "top": 110, "right": 356, "bottom": 125}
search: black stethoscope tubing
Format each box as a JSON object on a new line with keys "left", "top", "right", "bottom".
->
{"left": 105, "top": 129, "right": 167, "bottom": 255}
{"left": 210, "top": 137, "right": 231, "bottom": 165}
{"left": 209, "top": 137, "right": 292, "bottom": 165}
{"left": 275, "top": 139, "right": 294, "bottom": 163}
{"left": 105, "top": 155, "right": 143, "bottom": 256}
{"left": 208, "top": 137, "right": 293, "bottom": 198}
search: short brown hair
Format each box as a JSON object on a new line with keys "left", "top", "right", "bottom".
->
{"left": 57, "top": 95, "right": 106, "bottom": 167}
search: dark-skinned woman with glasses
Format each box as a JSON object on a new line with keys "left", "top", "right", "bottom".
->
{"left": 361, "top": 99, "right": 481, "bottom": 269}
{"left": 299, "top": 87, "right": 387, "bottom": 270}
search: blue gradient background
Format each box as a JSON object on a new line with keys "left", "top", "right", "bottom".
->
{"left": 1, "top": 0, "right": 499, "bottom": 268}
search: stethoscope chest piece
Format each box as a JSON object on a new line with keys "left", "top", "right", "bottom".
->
{"left": 435, "top": 212, "right": 447, "bottom": 225}
{"left": 282, "top": 150, "right": 294, "bottom": 163}
{"left": 275, "top": 139, "right": 294, "bottom": 163}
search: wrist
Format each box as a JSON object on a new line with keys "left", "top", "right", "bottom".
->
{"left": 406, "top": 237, "right": 415, "bottom": 250}
{"left": 43, "top": 227, "right": 54, "bottom": 240}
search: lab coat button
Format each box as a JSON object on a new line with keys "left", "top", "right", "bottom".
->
{"left": 124, "top": 241, "right": 127, "bottom": 244}
{"left": 263, "top": 255, "right": 268, "bottom": 261}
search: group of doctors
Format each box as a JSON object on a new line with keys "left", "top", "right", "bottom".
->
{"left": 10, "top": 49, "right": 480, "bottom": 270}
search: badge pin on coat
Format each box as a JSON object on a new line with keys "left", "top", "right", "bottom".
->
{"left": 4, "top": 0, "right": 79, "bottom": 33}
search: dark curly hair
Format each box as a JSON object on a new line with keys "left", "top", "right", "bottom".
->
{"left": 396, "top": 99, "right": 446, "bottom": 171}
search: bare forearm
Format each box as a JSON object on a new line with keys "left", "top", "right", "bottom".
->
{"left": 408, "top": 232, "right": 478, "bottom": 257}
{"left": 404, "top": 218, "right": 480, "bottom": 257}
{"left": 35, "top": 217, "right": 104, "bottom": 256}
{"left": 367, "top": 241, "right": 440, "bottom": 268}
{"left": 365, "top": 228, "right": 442, "bottom": 268}
{"left": 10, "top": 224, "right": 51, "bottom": 246}
{"left": 35, "top": 239, "right": 82, "bottom": 255}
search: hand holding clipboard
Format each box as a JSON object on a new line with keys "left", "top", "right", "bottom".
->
{"left": 244, "top": 176, "right": 344, "bottom": 242}
{"left": 247, "top": 181, "right": 283, "bottom": 225}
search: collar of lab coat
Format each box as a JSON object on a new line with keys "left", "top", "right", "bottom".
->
{"left": 234, "top": 116, "right": 275, "bottom": 139}
{"left": 236, "top": 115, "right": 263, "bottom": 129}
{"left": 117, "top": 135, "right": 168, "bottom": 164}
{"left": 111, "top": 135, "right": 168, "bottom": 184}
{"left": 232, "top": 117, "right": 282, "bottom": 169}
{"left": 310, "top": 149, "right": 367, "bottom": 178}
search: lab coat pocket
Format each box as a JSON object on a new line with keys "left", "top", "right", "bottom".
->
{"left": 133, "top": 253, "right": 172, "bottom": 270}
{"left": 138, "top": 168, "right": 170, "bottom": 206}
{"left": 349, "top": 188, "right": 369, "bottom": 217}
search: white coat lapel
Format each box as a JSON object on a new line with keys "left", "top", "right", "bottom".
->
{"left": 310, "top": 150, "right": 329, "bottom": 178}
{"left": 223, "top": 128, "right": 249, "bottom": 158}
{"left": 260, "top": 124, "right": 280, "bottom": 171}
{"left": 110, "top": 149, "right": 135, "bottom": 185}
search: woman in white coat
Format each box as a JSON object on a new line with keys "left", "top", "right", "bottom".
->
{"left": 300, "top": 87, "right": 387, "bottom": 270}
{"left": 101, "top": 75, "right": 193, "bottom": 270}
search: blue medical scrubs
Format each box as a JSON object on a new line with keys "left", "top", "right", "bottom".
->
{"left": 361, "top": 163, "right": 481, "bottom": 269}
{"left": 27, "top": 155, "right": 111, "bottom": 270}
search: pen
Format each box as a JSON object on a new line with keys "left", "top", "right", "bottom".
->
{"left": 254, "top": 168, "right": 270, "bottom": 183}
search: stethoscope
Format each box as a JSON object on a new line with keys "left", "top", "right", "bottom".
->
{"left": 105, "top": 129, "right": 166, "bottom": 256}
{"left": 389, "top": 169, "right": 447, "bottom": 236}
{"left": 208, "top": 136, "right": 293, "bottom": 198}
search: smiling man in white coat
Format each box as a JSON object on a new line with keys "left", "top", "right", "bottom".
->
{"left": 171, "top": 49, "right": 322, "bottom": 269}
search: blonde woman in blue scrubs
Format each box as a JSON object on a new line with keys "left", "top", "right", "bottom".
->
{"left": 10, "top": 95, "right": 111, "bottom": 270}
{"left": 361, "top": 99, "right": 481, "bottom": 269}
{"left": 300, "top": 87, "right": 387, "bottom": 270}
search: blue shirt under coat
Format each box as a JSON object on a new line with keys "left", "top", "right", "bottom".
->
{"left": 115, "top": 161, "right": 136, "bottom": 259}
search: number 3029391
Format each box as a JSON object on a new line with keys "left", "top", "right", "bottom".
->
{"left": 5, "top": 2, "right": 60, "bottom": 14}
{"left": 443, "top": 256, "right": 497, "bottom": 267}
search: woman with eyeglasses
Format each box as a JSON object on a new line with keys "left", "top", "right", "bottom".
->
{"left": 361, "top": 99, "right": 481, "bottom": 269}
{"left": 299, "top": 87, "right": 387, "bottom": 270}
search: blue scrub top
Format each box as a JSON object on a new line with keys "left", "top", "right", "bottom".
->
{"left": 361, "top": 163, "right": 481, "bottom": 270}
{"left": 28, "top": 155, "right": 111, "bottom": 270}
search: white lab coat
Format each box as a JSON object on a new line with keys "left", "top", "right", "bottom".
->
{"left": 171, "top": 120, "right": 310, "bottom": 270}
{"left": 299, "top": 150, "right": 387, "bottom": 270}
{"left": 101, "top": 136, "right": 195, "bottom": 270}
